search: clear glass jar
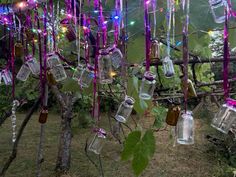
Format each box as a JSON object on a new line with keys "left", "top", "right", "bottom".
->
{"left": 139, "top": 71, "right": 156, "bottom": 100}
{"left": 47, "top": 54, "right": 61, "bottom": 68}
{"left": 115, "top": 96, "right": 135, "bottom": 123}
{"left": 1, "top": 69, "right": 12, "bottom": 85}
{"left": 177, "top": 110, "right": 194, "bottom": 145}
{"left": 110, "top": 48, "right": 123, "bottom": 68}
{"left": 16, "top": 64, "right": 31, "bottom": 81}
{"left": 98, "top": 49, "right": 113, "bottom": 84}
{"left": 88, "top": 128, "right": 107, "bottom": 154}
{"left": 79, "top": 65, "right": 94, "bottom": 88}
{"left": 162, "top": 56, "right": 175, "bottom": 78}
{"left": 50, "top": 65, "right": 67, "bottom": 82}
{"left": 26, "top": 56, "right": 40, "bottom": 75}
{"left": 166, "top": 105, "right": 181, "bottom": 126}
{"left": 72, "top": 64, "right": 84, "bottom": 82}
{"left": 150, "top": 39, "right": 159, "bottom": 59}
{"left": 211, "top": 98, "right": 236, "bottom": 134}
{"left": 209, "top": 0, "right": 228, "bottom": 23}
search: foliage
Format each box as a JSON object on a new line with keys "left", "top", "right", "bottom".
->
{"left": 151, "top": 105, "right": 167, "bottom": 128}
{"left": 121, "top": 129, "right": 155, "bottom": 176}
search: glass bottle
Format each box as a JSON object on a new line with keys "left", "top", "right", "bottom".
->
{"left": 150, "top": 39, "right": 159, "bottom": 59}
{"left": 14, "top": 42, "right": 23, "bottom": 58}
{"left": 139, "top": 71, "right": 156, "bottom": 100}
{"left": 166, "top": 105, "right": 181, "bottom": 126}
{"left": 50, "top": 65, "right": 67, "bottom": 82}
{"left": 177, "top": 110, "right": 194, "bottom": 145}
{"left": 98, "top": 49, "right": 113, "bottom": 84}
{"left": 47, "top": 54, "right": 62, "bottom": 68}
{"left": 115, "top": 96, "right": 135, "bottom": 123}
{"left": 1, "top": 69, "right": 12, "bottom": 85}
{"left": 16, "top": 64, "right": 31, "bottom": 81}
{"left": 38, "top": 107, "right": 48, "bottom": 124}
{"left": 209, "top": 0, "right": 228, "bottom": 23}
{"left": 162, "top": 56, "right": 175, "bottom": 78}
{"left": 110, "top": 48, "right": 123, "bottom": 68}
{"left": 211, "top": 98, "right": 236, "bottom": 134}
{"left": 79, "top": 65, "right": 94, "bottom": 88}
{"left": 26, "top": 56, "right": 40, "bottom": 75}
{"left": 46, "top": 70, "right": 57, "bottom": 85}
{"left": 88, "top": 128, "right": 107, "bottom": 154}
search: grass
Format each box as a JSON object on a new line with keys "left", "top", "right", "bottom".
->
{"left": 0, "top": 111, "right": 234, "bottom": 177}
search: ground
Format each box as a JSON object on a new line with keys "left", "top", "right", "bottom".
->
{"left": 0, "top": 111, "right": 233, "bottom": 177}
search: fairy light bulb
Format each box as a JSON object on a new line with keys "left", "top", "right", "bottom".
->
{"left": 61, "top": 26, "right": 68, "bottom": 33}
{"left": 110, "top": 71, "right": 117, "bottom": 77}
{"left": 130, "top": 21, "right": 135, "bottom": 25}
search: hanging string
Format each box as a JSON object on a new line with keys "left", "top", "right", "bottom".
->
{"left": 223, "top": 8, "right": 230, "bottom": 100}
{"left": 98, "top": 0, "right": 107, "bottom": 48}
{"left": 144, "top": 0, "right": 151, "bottom": 71}
{"left": 166, "top": 0, "right": 173, "bottom": 58}
{"left": 114, "top": 0, "right": 120, "bottom": 46}
{"left": 152, "top": 0, "right": 157, "bottom": 39}
{"left": 49, "top": 0, "right": 56, "bottom": 51}
{"left": 182, "top": 0, "right": 190, "bottom": 112}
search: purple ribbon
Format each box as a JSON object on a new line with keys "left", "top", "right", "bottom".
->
{"left": 223, "top": 9, "right": 230, "bottom": 100}
{"left": 144, "top": 0, "right": 151, "bottom": 71}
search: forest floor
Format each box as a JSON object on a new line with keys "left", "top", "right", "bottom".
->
{"left": 0, "top": 108, "right": 235, "bottom": 177}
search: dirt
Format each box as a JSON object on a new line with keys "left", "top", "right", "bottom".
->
{"left": 0, "top": 112, "right": 233, "bottom": 177}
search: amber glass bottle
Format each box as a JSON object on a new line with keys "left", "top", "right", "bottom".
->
{"left": 166, "top": 105, "right": 181, "bottom": 126}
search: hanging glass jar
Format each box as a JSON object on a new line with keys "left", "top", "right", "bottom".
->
{"left": 98, "top": 49, "right": 113, "bottom": 84}
{"left": 88, "top": 128, "right": 107, "bottom": 154}
{"left": 163, "top": 56, "right": 175, "bottom": 78}
{"left": 47, "top": 54, "right": 67, "bottom": 82}
{"left": 181, "top": 77, "right": 197, "bottom": 98}
{"left": 209, "top": 0, "right": 228, "bottom": 23}
{"left": 176, "top": 110, "right": 194, "bottom": 145}
{"left": 211, "top": 98, "right": 236, "bottom": 134}
{"left": 46, "top": 70, "right": 57, "bottom": 85}
{"left": 110, "top": 48, "right": 123, "bottom": 68}
{"left": 79, "top": 65, "right": 94, "bottom": 88}
{"left": 72, "top": 64, "right": 84, "bottom": 82}
{"left": 166, "top": 105, "right": 181, "bottom": 126}
{"left": 139, "top": 71, "right": 156, "bottom": 100}
{"left": 38, "top": 107, "right": 48, "bottom": 124}
{"left": 150, "top": 39, "right": 159, "bottom": 59}
{"left": 26, "top": 56, "right": 40, "bottom": 75}
{"left": 1, "top": 69, "right": 12, "bottom": 85}
{"left": 16, "top": 64, "right": 31, "bottom": 81}
{"left": 115, "top": 96, "right": 135, "bottom": 123}
{"left": 14, "top": 42, "right": 24, "bottom": 58}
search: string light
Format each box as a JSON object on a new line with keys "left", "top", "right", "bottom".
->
{"left": 61, "top": 26, "right": 68, "bottom": 33}
{"left": 130, "top": 21, "right": 135, "bottom": 25}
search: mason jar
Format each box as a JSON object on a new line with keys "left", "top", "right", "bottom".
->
{"left": 79, "top": 65, "right": 94, "bottom": 88}
{"left": 14, "top": 42, "right": 24, "bottom": 58}
{"left": 16, "top": 64, "right": 31, "bottom": 81}
{"left": 181, "top": 78, "right": 198, "bottom": 98}
{"left": 177, "top": 110, "right": 194, "bottom": 145}
{"left": 47, "top": 54, "right": 61, "bottom": 68}
{"left": 209, "top": 0, "right": 228, "bottom": 23}
{"left": 166, "top": 105, "right": 181, "bottom": 126}
{"left": 115, "top": 96, "right": 135, "bottom": 123}
{"left": 139, "top": 71, "right": 156, "bottom": 100}
{"left": 1, "top": 69, "right": 12, "bottom": 85}
{"left": 110, "top": 48, "right": 123, "bottom": 68}
{"left": 98, "top": 49, "right": 113, "bottom": 84}
{"left": 88, "top": 128, "right": 107, "bottom": 154}
{"left": 50, "top": 65, "right": 67, "bottom": 82}
{"left": 211, "top": 98, "right": 236, "bottom": 134}
{"left": 26, "top": 56, "right": 40, "bottom": 75}
{"left": 162, "top": 56, "right": 175, "bottom": 78}
{"left": 72, "top": 64, "right": 84, "bottom": 82}
{"left": 150, "top": 39, "right": 159, "bottom": 59}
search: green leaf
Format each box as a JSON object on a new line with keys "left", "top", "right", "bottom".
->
{"left": 142, "top": 130, "right": 155, "bottom": 158}
{"left": 152, "top": 106, "right": 167, "bottom": 128}
{"left": 121, "top": 131, "right": 141, "bottom": 161}
{"left": 132, "top": 142, "right": 149, "bottom": 176}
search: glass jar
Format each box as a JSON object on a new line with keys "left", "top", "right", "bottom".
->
{"left": 209, "top": 0, "right": 228, "bottom": 23}
{"left": 50, "top": 65, "right": 67, "bottom": 82}
{"left": 46, "top": 70, "right": 57, "bottom": 85}
{"left": 26, "top": 56, "right": 40, "bottom": 75}
{"left": 16, "top": 64, "right": 31, "bottom": 81}
{"left": 72, "top": 64, "right": 84, "bottom": 82}
{"left": 79, "top": 65, "right": 94, "bottom": 88}
{"left": 98, "top": 49, "right": 113, "bottom": 84}
{"left": 211, "top": 98, "right": 236, "bottom": 134}
{"left": 14, "top": 42, "right": 23, "bottom": 58}
{"left": 88, "top": 128, "right": 107, "bottom": 154}
{"left": 166, "top": 105, "right": 181, "bottom": 126}
{"left": 181, "top": 78, "right": 197, "bottom": 98}
{"left": 150, "top": 39, "right": 159, "bottom": 59}
{"left": 47, "top": 54, "right": 62, "bottom": 68}
{"left": 162, "top": 56, "right": 175, "bottom": 78}
{"left": 139, "top": 71, "right": 156, "bottom": 100}
{"left": 110, "top": 48, "right": 123, "bottom": 68}
{"left": 177, "top": 110, "right": 194, "bottom": 145}
{"left": 1, "top": 69, "right": 12, "bottom": 85}
{"left": 115, "top": 96, "right": 135, "bottom": 123}
{"left": 38, "top": 108, "right": 48, "bottom": 124}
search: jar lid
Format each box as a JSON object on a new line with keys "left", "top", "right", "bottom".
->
{"left": 226, "top": 98, "right": 236, "bottom": 108}
{"left": 94, "top": 128, "right": 107, "bottom": 138}
{"left": 144, "top": 71, "right": 156, "bottom": 81}
{"left": 125, "top": 96, "right": 135, "bottom": 105}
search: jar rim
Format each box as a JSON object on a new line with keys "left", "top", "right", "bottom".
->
{"left": 144, "top": 71, "right": 156, "bottom": 80}
{"left": 124, "top": 96, "right": 135, "bottom": 105}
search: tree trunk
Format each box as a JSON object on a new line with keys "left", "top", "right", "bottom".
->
{"left": 55, "top": 93, "right": 73, "bottom": 173}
